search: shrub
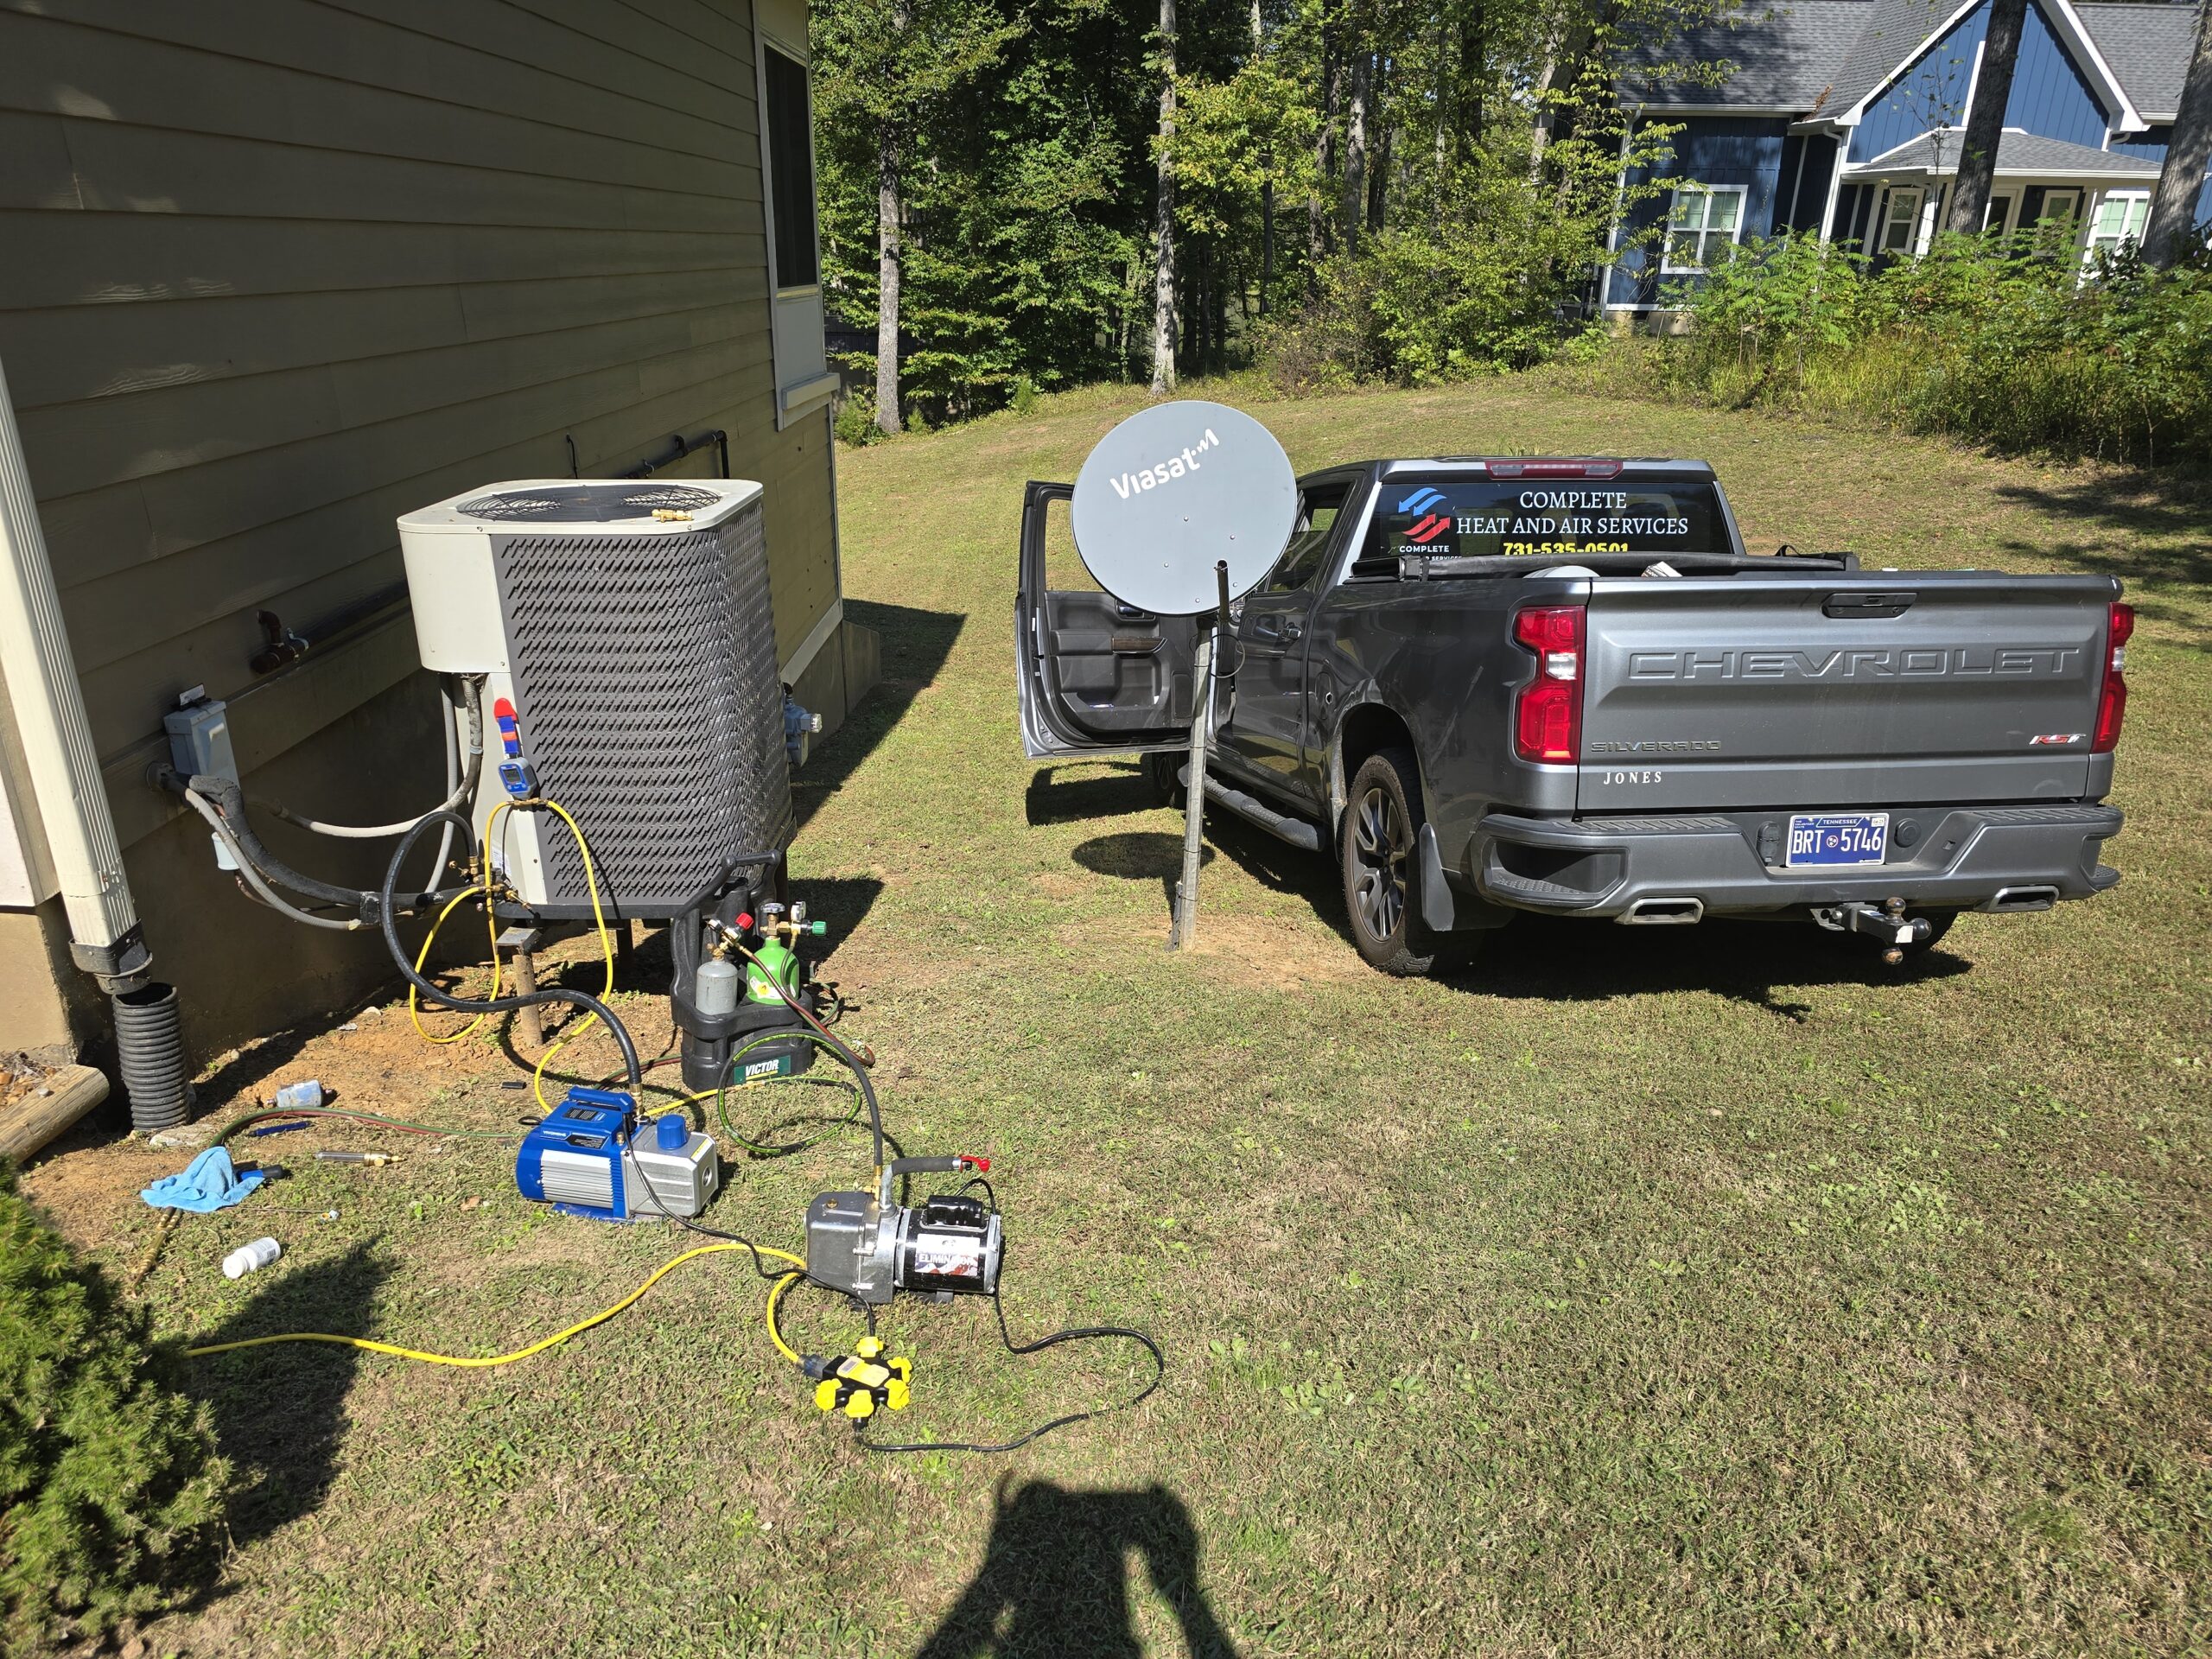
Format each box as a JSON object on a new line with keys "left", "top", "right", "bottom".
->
{"left": 0, "top": 1162, "right": 227, "bottom": 1648}
{"left": 833, "top": 392, "right": 880, "bottom": 448}
{"left": 1621, "top": 230, "right": 2212, "bottom": 464}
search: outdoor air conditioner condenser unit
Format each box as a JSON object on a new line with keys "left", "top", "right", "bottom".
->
{"left": 396, "top": 480, "right": 794, "bottom": 918}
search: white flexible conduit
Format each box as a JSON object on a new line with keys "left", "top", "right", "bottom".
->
{"left": 0, "top": 353, "right": 143, "bottom": 975}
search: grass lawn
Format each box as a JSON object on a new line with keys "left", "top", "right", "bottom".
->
{"left": 29, "top": 379, "right": 2212, "bottom": 1657}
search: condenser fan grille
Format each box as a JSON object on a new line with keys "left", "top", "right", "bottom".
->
{"left": 492, "top": 504, "right": 791, "bottom": 911}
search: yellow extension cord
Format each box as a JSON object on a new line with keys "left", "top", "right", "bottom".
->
{"left": 186, "top": 1243, "right": 806, "bottom": 1367}
{"left": 191, "top": 792, "right": 814, "bottom": 1371}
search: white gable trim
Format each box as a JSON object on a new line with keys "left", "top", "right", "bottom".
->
{"left": 1833, "top": 0, "right": 2145, "bottom": 135}
{"left": 1833, "top": 0, "right": 1986, "bottom": 125}
{"left": 2044, "top": 0, "right": 2145, "bottom": 133}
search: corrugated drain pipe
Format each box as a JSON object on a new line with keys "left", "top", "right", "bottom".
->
{"left": 0, "top": 355, "right": 191, "bottom": 1131}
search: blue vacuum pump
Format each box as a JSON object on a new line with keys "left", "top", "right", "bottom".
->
{"left": 515, "top": 1087, "right": 720, "bottom": 1222}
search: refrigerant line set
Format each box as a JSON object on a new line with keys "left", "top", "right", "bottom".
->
{"left": 155, "top": 476, "right": 1159, "bottom": 1453}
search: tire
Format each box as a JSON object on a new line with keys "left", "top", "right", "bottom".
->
{"left": 1341, "top": 747, "right": 1450, "bottom": 976}
{"left": 1145, "top": 750, "right": 1185, "bottom": 809}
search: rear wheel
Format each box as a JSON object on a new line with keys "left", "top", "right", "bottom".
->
{"left": 1342, "top": 747, "right": 1454, "bottom": 976}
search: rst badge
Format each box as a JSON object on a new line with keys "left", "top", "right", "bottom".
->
{"left": 2028, "top": 733, "right": 2086, "bottom": 747}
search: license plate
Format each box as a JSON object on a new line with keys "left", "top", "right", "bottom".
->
{"left": 1786, "top": 812, "right": 1889, "bottom": 868}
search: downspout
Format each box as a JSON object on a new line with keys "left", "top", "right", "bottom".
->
{"left": 0, "top": 355, "right": 191, "bottom": 1130}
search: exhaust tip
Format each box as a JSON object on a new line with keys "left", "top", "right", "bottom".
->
{"left": 1983, "top": 886, "right": 2060, "bottom": 913}
{"left": 1618, "top": 896, "right": 1705, "bottom": 925}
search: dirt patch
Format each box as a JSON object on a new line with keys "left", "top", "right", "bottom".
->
{"left": 1065, "top": 911, "right": 1365, "bottom": 991}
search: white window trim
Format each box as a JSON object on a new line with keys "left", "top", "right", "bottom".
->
{"left": 755, "top": 35, "right": 821, "bottom": 296}
{"left": 1659, "top": 184, "right": 1749, "bottom": 275}
{"left": 2082, "top": 188, "right": 2152, "bottom": 271}
{"left": 1876, "top": 185, "right": 1925, "bottom": 255}
{"left": 754, "top": 31, "right": 836, "bottom": 429}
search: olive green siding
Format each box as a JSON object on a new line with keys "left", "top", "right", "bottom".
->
{"left": 0, "top": 0, "right": 861, "bottom": 1058}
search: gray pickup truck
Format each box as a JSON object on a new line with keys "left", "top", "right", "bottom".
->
{"left": 1016, "top": 456, "right": 2130, "bottom": 975}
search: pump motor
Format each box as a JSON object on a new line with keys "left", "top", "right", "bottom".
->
{"left": 516, "top": 1088, "right": 720, "bottom": 1222}
{"left": 805, "top": 1156, "right": 1000, "bottom": 1306}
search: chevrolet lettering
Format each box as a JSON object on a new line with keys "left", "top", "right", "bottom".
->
{"left": 1627, "top": 646, "right": 2084, "bottom": 682}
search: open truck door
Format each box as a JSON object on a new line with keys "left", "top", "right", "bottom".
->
{"left": 1014, "top": 480, "right": 1198, "bottom": 758}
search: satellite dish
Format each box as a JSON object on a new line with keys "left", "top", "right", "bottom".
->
{"left": 1070, "top": 401, "right": 1298, "bottom": 616}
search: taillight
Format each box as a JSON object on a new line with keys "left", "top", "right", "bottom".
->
{"left": 2092, "top": 601, "right": 2133, "bottom": 753}
{"left": 1512, "top": 604, "right": 1586, "bottom": 764}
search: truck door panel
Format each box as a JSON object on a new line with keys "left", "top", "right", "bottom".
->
{"left": 1014, "top": 481, "right": 1196, "bottom": 758}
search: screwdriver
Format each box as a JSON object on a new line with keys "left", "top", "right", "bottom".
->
{"left": 314, "top": 1149, "right": 400, "bottom": 1166}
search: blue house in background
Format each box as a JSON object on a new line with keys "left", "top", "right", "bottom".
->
{"left": 1605, "top": 0, "right": 2212, "bottom": 312}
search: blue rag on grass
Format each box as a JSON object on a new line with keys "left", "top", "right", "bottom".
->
{"left": 139, "top": 1146, "right": 266, "bottom": 1212}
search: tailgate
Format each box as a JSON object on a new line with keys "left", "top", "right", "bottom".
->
{"left": 1578, "top": 573, "right": 2115, "bottom": 811}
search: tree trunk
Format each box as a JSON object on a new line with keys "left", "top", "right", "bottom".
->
{"left": 1254, "top": 0, "right": 1274, "bottom": 311}
{"left": 1433, "top": 11, "right": 1449, "bottom": 222}
{"left": 1261, "top": 175, "right": 1274, "bottom": 310}
{"left": 1211, "top": 251, "right": 1229, "bottom": 369}
{"left": 872, "top": 0, "right": 910, "bottom": 435}
{"left": 2144, "top": 0, "right": 2212, "bottom": 267}
{"left": 1150, "top": 0, "right": 1178, "bottom": 394}
{"left": 1527, "top": 10, "right": 1596, "bottom": 183}
{"left": 1945, "top": 0, "right": 2028, "bottom": 234}
{"left": 1459, "top": 1, "right": 1484, "bottom": 164}
{"left": 1309, "top": 0, "right": 1339, "bottom": 283}
{"left": 1366, "top": 54, "right": 1391, "bottom": 233}
{"left": 1341, "top": 50, "right": 1370, "bottom": 253}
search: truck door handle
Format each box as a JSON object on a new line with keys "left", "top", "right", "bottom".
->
{"left": 1823, "top": 591, "right": 1916, "bottom": 619}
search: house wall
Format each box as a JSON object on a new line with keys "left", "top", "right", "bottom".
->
{"left": 1608, "top": 117, "right": 1793, "bottom": 308}
{"left": 0, "top": 0, "right": 868, "bottom": 1062}
{"left": 1850, "top": 0, "right": 2110, "bottom": 162}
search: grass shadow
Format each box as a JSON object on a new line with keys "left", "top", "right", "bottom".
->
{"left": 796, "top": 600, "right": 967, "bottom": 836}
{"left": 1026, "top": 762, "right": 1158, "bottom": 827}
{"left": 1071, "top": 832, "right": 1215, "bottom": 915}
{"left": 1440, "top": 914, "right": 1973, "bottom": 1020}
{"left": 1990, "top": 469, "right": 2212, "bottom": 641}
{"left": 186, "top": 1239, "right": 391, "bottom": 1549}
{"left": 915, "top": 1478, "right": 1239, "bottom": 1659}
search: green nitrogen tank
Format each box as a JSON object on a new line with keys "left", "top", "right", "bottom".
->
{"left": 744, "top": 938, "right": 801, "bottom": 1004}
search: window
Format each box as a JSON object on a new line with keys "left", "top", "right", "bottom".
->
{"left": 2034, "top": 188, "right": 2082, "bottom": 229}
{"left": 1984, "top": 192, "right": 2016, "bottom": 234}
{"left": 1662, "top": 187, "right": 1746, "bottom": 272}
{"left": 1264, "top": 486, "right": 1349, "bottom": 593}
{"left": 763, "top": 45, "right": 818, "bottom": 289}
{"left": 2084, "top": 191, "right": 2149, "bottom": 262}
{"left": 1877, "top": 187, "right": 1923, "bottom": 255}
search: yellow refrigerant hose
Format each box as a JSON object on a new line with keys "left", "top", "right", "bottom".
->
{"left": 188, "top": 795, "right": 816, "bottom": 1373}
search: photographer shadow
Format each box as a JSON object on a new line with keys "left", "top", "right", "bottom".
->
{"left": 916, "top": 1479, "right": 1238, "bottom": 1659}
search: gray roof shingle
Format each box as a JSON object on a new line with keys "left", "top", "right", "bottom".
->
{"left": 1842, "top": 124, "right": 2164, "bottom": 170}
{"left": 1620, "top": 1, "right": 1876, "bottom": 109}
{"left": 1822, "top": 0, "right": 1967, "bottom": 115}
{"left": 2075, "top": 3, "right": 2202, "bottom": 119}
